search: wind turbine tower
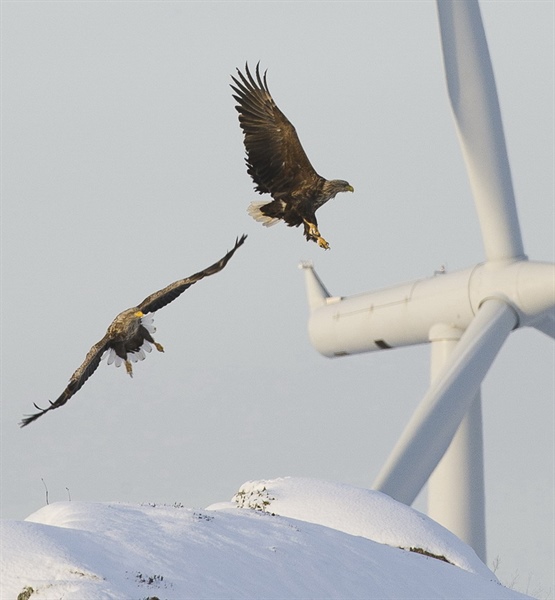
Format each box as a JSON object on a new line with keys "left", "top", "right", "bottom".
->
{"left": 301, "top": 0, "right": 554, "bottom": 562}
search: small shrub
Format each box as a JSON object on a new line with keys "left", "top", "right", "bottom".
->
{"left": 17, "top": 587, "right": 34, "bottom": 600}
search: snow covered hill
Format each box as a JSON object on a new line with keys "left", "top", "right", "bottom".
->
{"left": 1, "top": 477, "right": 532, "bottom": 600}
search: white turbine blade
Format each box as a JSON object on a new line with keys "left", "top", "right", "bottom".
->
{"left": 373, "top": 298, "right": 517, "bottom": 505}
{"left": 437, "top": 0, "right": 525, "bottom": 262}
{"left": 533, "top": 310, "right": 555, "bottom": 339}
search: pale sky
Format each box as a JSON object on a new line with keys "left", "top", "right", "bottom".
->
{"left": 1, "top": 1, "right": 553, "bottom": 596}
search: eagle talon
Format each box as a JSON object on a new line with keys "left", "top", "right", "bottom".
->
{"left": 125, "top": 360, "right": 133, "bottom": 378}
{"left": 154, "top": 342, "right": 164, "bottom": 353}
{"left": 317, "top": 237, "right": 330, "bottom": 250}
{"left": 304, "top": 221, "right": 330, "bottom": 249}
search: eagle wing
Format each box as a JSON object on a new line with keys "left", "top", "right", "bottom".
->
{"left": 231, "top": 63, "right": 321, "bottom": 196}
{"left": 138, "top": 235, "right": 247, "bottom": 314}
{"left": 20, "top": 335, "right": 111, "bottom": 427}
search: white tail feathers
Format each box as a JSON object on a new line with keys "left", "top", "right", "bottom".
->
{"left": 247, "top": 201, "right": 280, "bottom": 227}
{"left": 106, "top": 348, "right": 124, "bottom": 367}
{"left": 105, "top": 341, "right": 152, "bottom": 369}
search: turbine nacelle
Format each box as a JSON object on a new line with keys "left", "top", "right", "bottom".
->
{"left": 302, "top": 261, "right": 554, "bottom": 359}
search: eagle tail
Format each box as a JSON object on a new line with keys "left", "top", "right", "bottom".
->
{"left": 247, "top": 201, "right": 281, "bottom": 227}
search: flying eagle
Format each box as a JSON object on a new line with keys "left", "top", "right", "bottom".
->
{"left": 20, "top": 235, "right": 247, "bottom": 427}
{"left": 231, "top": 63, "right": 354, "bottom": 250}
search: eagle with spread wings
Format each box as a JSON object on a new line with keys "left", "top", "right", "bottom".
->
{"left": 20, "top": 235, "right": 247, "bottom": 427}
{"left": 231, "top": 63, "right": 354, "bottom": 250}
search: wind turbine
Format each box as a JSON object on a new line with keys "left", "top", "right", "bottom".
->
{"left": 301, "top": 0, "right": 554, "bottom": 562}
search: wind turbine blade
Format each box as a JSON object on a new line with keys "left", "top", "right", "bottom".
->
{"left": 533, "top": 310, "right": 555, "bottom": 339}
{"left": 373, "top": 298, "right": 517, "bottom": 505}
{"left": 437, "top": 0, "right": 525, "bottom": 262}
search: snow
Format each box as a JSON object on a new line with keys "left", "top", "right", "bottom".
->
{"left": 223, "top": 477, "right": 492, "bottom": 576}
{"left": 1, "top": 477, "right": 532, "bottom": 600}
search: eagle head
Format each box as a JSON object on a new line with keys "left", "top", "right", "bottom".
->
{"left": 323, "top": 179, "right": 354, "bottom": 200}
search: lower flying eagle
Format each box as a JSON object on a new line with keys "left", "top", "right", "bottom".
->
{"left": 231, "top": 63, "right": 354, "bottom": 250}
{"left": 20, "top": 235, "right": 247, "bottom": 427}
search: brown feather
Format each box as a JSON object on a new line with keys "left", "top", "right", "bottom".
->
{"left": 20, "top": 337, "right": 110, "bottom": 427}
{"left": 138, "top": 235, "right": 246, "bottom": 314}
{"left": 231, "top": 63, "right": 322, "bottom": 196}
